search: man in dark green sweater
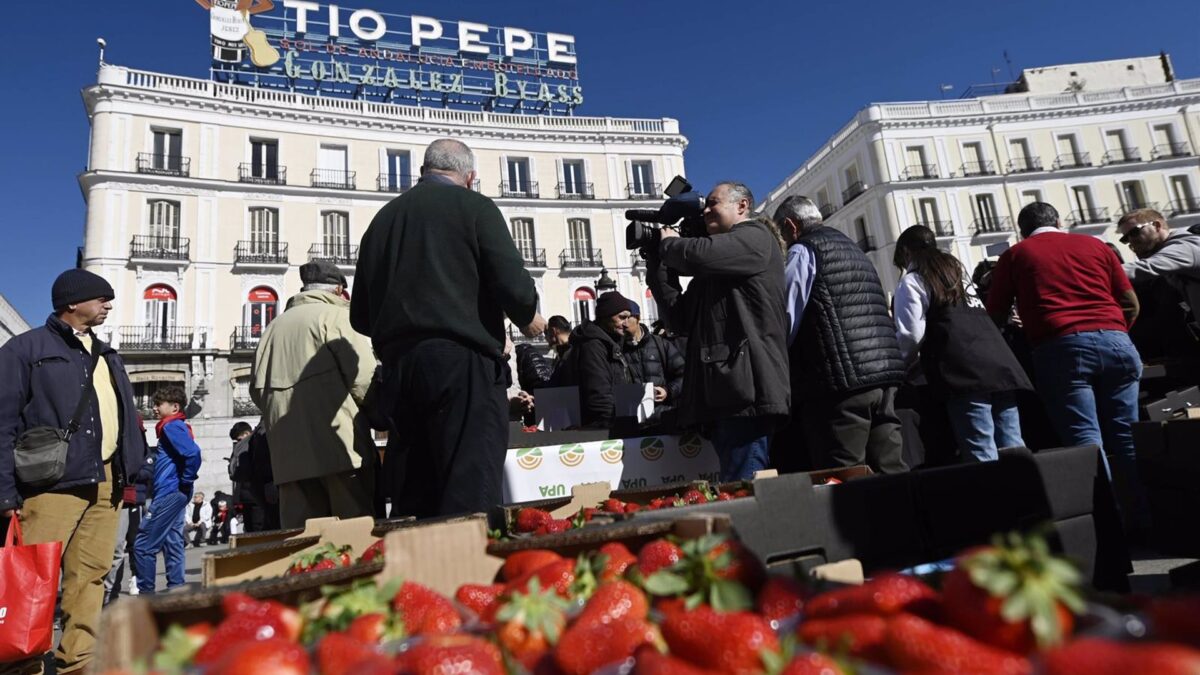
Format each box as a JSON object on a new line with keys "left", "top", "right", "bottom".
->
{"left": 351, "top": 138, "right": 544, "bottom": 517}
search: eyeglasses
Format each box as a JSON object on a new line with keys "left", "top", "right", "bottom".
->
{"left": 1118, "top": 222, "right": 1153, "bottom": 244}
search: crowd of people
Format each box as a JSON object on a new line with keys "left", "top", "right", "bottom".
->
{"left": 0, "top": 135, "right": 1196, "bottom": 673}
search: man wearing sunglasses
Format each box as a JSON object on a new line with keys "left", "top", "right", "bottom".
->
{"left": 1119, "top": 208, "right": 1200, "bottom": 342}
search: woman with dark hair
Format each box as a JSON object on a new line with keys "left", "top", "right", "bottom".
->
{"left": 892, "top": 225, "right": 1032, "bottom": 461}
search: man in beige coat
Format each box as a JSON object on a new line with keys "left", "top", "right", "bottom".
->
{"left": 251, "top": 260, "right": 377, "bottom": 527}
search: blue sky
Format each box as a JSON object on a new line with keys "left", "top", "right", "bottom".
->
{"left": 1, "top": 0, "right": 1197, "bottom": 324}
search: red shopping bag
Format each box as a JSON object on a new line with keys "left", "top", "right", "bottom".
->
{"left": 0, "top": 516, "right": 61, "bottom": 662}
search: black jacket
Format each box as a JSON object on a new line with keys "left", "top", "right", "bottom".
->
{"left": 570, "top": 322, "right": 635, "bottom": 428}
{"left": 0, "top": 315, "right": 146, "bottom": 511}
{"left": 514, "top": 343, "right": 553, "bottom": 392}
{"left": 623, "top": 330, "right": 685, "bottom": 402}
{"left": 922, "top": 295, "right": 1033, "bottom": 398}
{"left": 648, "top": 220, "right": 791, "bottom": 426}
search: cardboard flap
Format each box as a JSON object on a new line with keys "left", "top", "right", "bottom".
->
{"left": 753, "top": 469, "right": 779, "bottom": 480}
{"left": 378, "top": 515, "right": 504, "bottom": 597}
{"left": 318, "top": 516, "right": 380, "bottom": 555}
{"left": 810, "top": 558, "right": 864, "bottom": 585}
{"left": 300, "top": 516, "right": 340, "bottom": 538}
{"left": 549, "top": 482, "right": 611, "bottom": 519}
{"left": 94, "top": 598, "right": 158, "bottom": 671}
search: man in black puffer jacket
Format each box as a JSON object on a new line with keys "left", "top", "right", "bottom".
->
{"left": 774, "top": 195, "right": 907, "bottom": 474}
{"left": 573, "top": 292, "right": 636, "bottom": 428}
{"left": 623, "top": 300, "right": 684, "bottom": 412}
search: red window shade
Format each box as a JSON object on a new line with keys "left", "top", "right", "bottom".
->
{"left": 247, "top": 287, "right": 278, "bottom": 303}
{"left": 143, "top": 285, "right": 176, "bottom": 301}
{"left": 574, "top": 288, "right": 595, "bottom": 301}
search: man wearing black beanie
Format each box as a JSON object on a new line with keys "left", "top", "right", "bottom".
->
{"left": 572, "top": 291, "right": 637, "bottom": 428}
{"left": 0, "top": 268, "right": 144, "bottom": 673}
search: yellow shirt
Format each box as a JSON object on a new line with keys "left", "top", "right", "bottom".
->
{"left": 76, "top": 333, "right": 120, "bottom": 462}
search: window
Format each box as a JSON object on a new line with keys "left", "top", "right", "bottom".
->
{"left": 816, "top": 188, "right": 830, "bottom": 210}
{"left": 904, "top": 146, "right": 931, "bottom": 177}
{"left": 1020, "top": 190, "right": 1042, "bottom": 206}
{"left": 916, "top": 198, "right": 941, "bottom": 227}
{"left": 562, "top": 160, "right": 586, "bottom": 196}
{"left": 1009, "top": 138, "right": 1030, "bottom": 163}
{"left": 1120, "top": 181, "right": 1147, "bottom": 211}
{"left": 1153, "top": 124, "right": 1178, "bottom": 148}
{"left": 844, "top": 164, "right": 860, "bottom": 188}
{"left": 143, "top": 284, "right": 177, "bottom": 341}
{"left": 630, "top": 161, "right": 655, "bottom": 197}
{"left": 974, "top": 194, "right": 999, "bottom": 225}
{"left": 1170, "top": 175, "right": 1196, "bottom": 209}
{"left": 962, "top": 142, "right": 987, "bottom": 174}
{"left": 1104, "top": 130, "right": 1135, "bottom": 162}
{"left": 511, "top": 218, "right": 537, "bottom": 262}
{"left": 1056, "top": 134, "right": 1085, "bottom": 166}
{"left": 147, "top": 200, "right": 181, "bottom": 243}
{"left": 1071, "top": 186, "right": 1097, "bottom": 221}
{"left": 385, "top": 150, "right": 412, "bottom": 191}
{"left": 249, "top": 207, "right": 279, "bottom": 254}
{"left": 244, "top": 287, "right": 278, "bottom": 337}
{"left": 568, "top": 218, "right": 593, "bottom": 258}
{"left": 133, "top": 380, "right": 178, "bottom": 419}
{"left": 853, "top": 217, "right": 872, "bottom": 251}
{"left": 316, "top": 144, "right": 349, "bottom": 187}
{"left": 152, "top": 129, "right": 183, "bottom": 171}
{"left": 506, "top": 157, "right": 531, "bottom": 194}
{"left": 573, "top": 287, "right": 596, "bottom": 325}
{"left": 250, "top": 138, "right": 279, "bottom": 180}
{"left": 322, "top": 211, "right": 349, "bottom": 255}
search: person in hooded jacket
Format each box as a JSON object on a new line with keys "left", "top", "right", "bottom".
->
{"left": 622, "top": 300, "right": 685, "bottom": 411}
{"left": 1119, "top": 207, "right": 1200, "bottom": 344}
{"left": 573, "top": 292, "right": 637, "bottom": 428}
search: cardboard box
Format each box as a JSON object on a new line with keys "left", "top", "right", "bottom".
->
{"left": 203, "top": 516, "right": 381, "bottom": 587}
{"left": 228, "top": 516, "right": 418, "bottom": 550}
{"left": 1141, "top": 386, "right": 1200, "bottom": 421}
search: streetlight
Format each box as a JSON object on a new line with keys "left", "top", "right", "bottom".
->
{"left": 97, "top": 37, "right": 107, "bottom": 65}
{"left": 595, "top": 268, "right": 616, "bottom": 294}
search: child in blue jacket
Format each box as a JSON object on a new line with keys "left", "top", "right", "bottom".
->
{"left": 132, "top": 385, "right": 202, "bottom": 594}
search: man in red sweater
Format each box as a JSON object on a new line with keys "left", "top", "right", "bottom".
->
{"left": 986, "top": 202, "right": 1145, "bottom": 530}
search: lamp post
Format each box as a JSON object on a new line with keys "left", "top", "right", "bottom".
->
{"left": 595, "top": 268, "right": 616, "bottom": 294}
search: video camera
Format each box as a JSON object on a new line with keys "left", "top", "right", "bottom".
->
{"left": 625, "top": 176, "right": 707, "bottom": 251}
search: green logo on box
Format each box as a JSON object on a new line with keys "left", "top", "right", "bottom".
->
{"left": 640, "top": 437, "right": 665, "bottom": 461}
{"left": 559, "top": 444, "right": 585, "bottom": 467}
{"left": 516, "top": 447, "right": 542, "bottom": 470}
{"left": 679, "top": 432, "right": 702, "bottom": 458}
{"left": 600, "top": 440, "right": 623, "bottom": 464}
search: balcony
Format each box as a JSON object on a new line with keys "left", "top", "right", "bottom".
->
{"left": 136, "top": 153, "right": 190, "bottom": 177}
{"left": 117, "top": 325, "right": 195, "bottom": 351}
{"left": 560, "top": 248, "right": 603, "bottom": 269}
{"left": 1119, "top": 202, "right": 1160, "bottom": 216}
{"left": 238, "top": 163, "right": 286, "bottom": 185}
{"left": 901, "top": 164, "right": 939, "bottom": 180}
{"left": 1152, "top": 143, "right": 1192, "bottom": 160}
{"left": 627, "top": 183, "right": 661, "bottom": 199}
{"left": 1066, "top": 207, "right": 1111, "bottom": 226}
{"left": 972, "top": 216, "right": 1013, "bottom": 236}
{"left": 924, "top": 220, "right": 955, "bottom": 238}
{"left": 959, "top": 160, "right": 996, "bottom": 177}
{"left": 310, "top": 168, "right": 356, "bottom": 190}
{"left": 1168, "top": 198, "right": 1200, "bottom": 216}
{"left": 500, "top": 181, "right": 539, "bottom": 199}
{"left": 308, "top": 243, "right": 358, "bottom": 267}
{"left": 130, "top": 235, "right": 189, "bottom": 262}
{"left": 1052, "top": 153, "right": 1091, "bottom": 170}
{"left": 819, "top": 203, "right": 838, "bottom": 219}
{"left": 235, "top": 240, "right": 288, "bottom": 267}
{"left": 1102, "top": 148, "right": 1142, "bottom": 165}
{"left": 377, "top": 173, "right": 414, "bottom": 193}
{"left": 556, "top": 182, "right": 595, "bottom": 199}
{"left": 519, "top": 248, "right": 547, "bottom": 269}
{"left": 230, "top": 326, "right": 263, "bottom": 352}
{"left": 1005, "top": 157, "right": 1043, "bottom": 173}
{"left": 841, "top": 181, "right": 867, "bottom": 204}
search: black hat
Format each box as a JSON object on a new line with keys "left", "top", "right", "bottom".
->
{"left": 299, "top": 260, "right": 348, "bottom": 287}
{"left": 51, "top": 269, "right": 114, "bottom": 309}
{"left": 594, "top": 291, "right": 631, "bottom": 320}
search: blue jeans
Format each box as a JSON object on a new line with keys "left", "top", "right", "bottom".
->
{"left": 946, "top": 391, "right": 1025, "bottom": 463}
{"left": 710, "top": 417, "right": 774, "bottom": 481}
{"left": 133, "top": 489, "right": 189, "bottom": 594}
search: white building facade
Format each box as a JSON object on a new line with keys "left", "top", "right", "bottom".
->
{"left": 0, "top": 295, "right": 30, "bottom": 348}
{"left": 760, "top": 56, "right": 1200, "bottom": 293}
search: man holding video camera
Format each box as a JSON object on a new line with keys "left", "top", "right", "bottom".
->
{"left": 645, "top": 181, "right": 790, "bottom": 481}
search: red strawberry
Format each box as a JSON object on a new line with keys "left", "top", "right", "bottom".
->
{"left": 638, "top": 539, "right": 683, "bottom": 576}
{"left": 624, "top": 502, "right": 643, "bottom": 513}
{"left": 1147, "top": 595, "right": 1200, "bottom": 648}
{"left": 502, "top": 550, "right": 564, "bottom": 582}
{"left": 392, "top": 581, "right": 463, "bottom": 635}
{"left": 555, "top": 616, "right": 659, "bottom": 675}
{"left": 495, "top": 578, "right": 570, "bottom": 670}
{"left": 596, "top": 542, "right": 637, "bottom": 582}
{"left": 884, "top": 613, "right": 1031, "bottom": 675}
{"left": 716, "top": 492, "right": 734, "bottom": 502}
{"left": 346, "top": 612, "right": 403, "bottom": 644}
{"left": 632, "top": 645, "right": 721, "bottom": 674}
{"left": 942, "top": 532, "right": 1084, "bottom": 653}
{"left": 312, "top": 559, "right": 338, "bottom": 572}
{"left": 660, "top": 606, "right": 778, "bottom": 675}
{"left": 543, "top": 518, "right": 572, "bottom": 533}
{"left": 733, "top": 489, "right": 750, "bottom": 498}
{"left": 1041, "top": 638, "right": 1200, "bottom": 675}
{"left": 152, "top": 622, "right": 213, "bottom": 670}
{"left": 574, "top": 580, "right": 649, "bottom": 629}
{"left": 681, "top": 488, "right": 706, "bottom": 504}
{"left": 757, "top": 575, "right": 808, "bottom": 623}
{"left": 641, "top": 534, "right": 757, "bottom": 612}
{"left": 221, "top": 592, "right": 260, "bottom": 616}
{"left": 516, "top": 508, "right": 553, "bottom": 533}
{"left": 359, "top": 539, "right": 386, "bottom": 564}
{"left": 796, "top": 614, "right": 887, "bottom": 661}
{"left": 602, "top": 498, "right": 627, "bottom": 513}
{"left": 316, "top": 632, "right": 379, "bottom": 675}
{"left": 194, "top": 598, "right": 303, "bottom": 664}
{"left": 206, "top": 637, "right": 309, "bottom": 675}
{"left": 709, "top": 539, "right": 764, "bottom": 591}
{"left": 398, "top": 634, "right": 505, "bottom": 675}
{"left": 455, "top": 583, "right": 504, "bottom": 618}
{"left": 805, "top": 573, "right": 938, "bottom": 619}
{"left": 779, "top": 652, "right": 844, "bottom": 675}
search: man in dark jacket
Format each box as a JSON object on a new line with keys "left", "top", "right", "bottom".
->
{"left": 648, "top": 182, "right": 791, "bottom": 481}
{"left": 574, "top": 292, "right": 637, "bottom": 428}
{"left": 0, "top": 269, "right": 145, "bottom": 673}
{"left": 774, "top": 196, "right": 907, "bottom": 474}
{"left": 623, "top": 300, "right": 685, "bottom": 408}
{"left": 545, "top": 315, "right": 574, "bottom": 386}
{"left": 352, "top": 138, "right": 543, "bottom": 517}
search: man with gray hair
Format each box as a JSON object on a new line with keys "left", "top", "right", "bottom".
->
{"left": 352, "top": 138, "right": 543, "bottom": 516}
{"left": 252, "top": 260, "right": 378, "bottom": 526}
{"left": 773, "top": 195, "right": 907, "bottom": 474}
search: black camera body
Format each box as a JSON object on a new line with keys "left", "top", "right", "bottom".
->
{"left": 625, "top": 176, "right": 706, "bottom": 251}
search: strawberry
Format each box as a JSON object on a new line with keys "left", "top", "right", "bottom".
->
{"left": 942, "top": 531, "right": 1085, "bottom": 653}
{"left": 733, "top": 489, "right": 750, "bottom": 498}
{"left": 632, "top": 645, "right": 721, "bottom": 674}
{"left": 359, "top": 539, "right": 386, "bottom": 564}
{"left": 206, "top": 637, "right": 309, "bottom": 675}
{"left": 681, "top": 488, "right": 707, "bottom": 504}
{"left": 455, "top": 583, "right": 504, "bottom": 618}
{"left": 574, "top": 580, "right": 649, "bottom": 629}
{"left": 709, "top": 538, "right": 764, "bottom": 591}
{"left": 152, "top": 623, "right": 212, "bottom": 671}
{"left": 398, "top": 634, "right": 505, "bottom": 675}
{"left": 302, "top": 579, "right": 394, "bottom": 644}
{"left": 543, "top": 518, "right": 572, "bottom": 534}
{"left": 805, "top": 573, "right": 938, "bottom": 619}
{"left": 796, "top": 614, "right": 887, "bottom": 661}
{"left": 221, "top": 592, "right": 260, "bottom": 616}
{"left": 346, "top": 612, "right": 403, "bottom": 644}
{"left": 507, "top": 558, "right": 577, "bottom": 598}
{"left": 392, "top": 581, "right": 463, "bottom": 635}
{"left": 603, "top": 498, "right": 627, "bottom": 513}
{"left": 660, "top": 606, "right": 778, "bottom": 674}
{"left": 596, "top": 542, "right": 637, "bottom": 582}
{"left": 1041, "top": 638, "right": 1200, "bottom": 675}
{"left": 285, "top": 542, "right": 353, "bottom": 575}
{"left": 638, "top": 539, "right": 683, "bottom": 576}
{"left": 194, "top": 597, "right": 302, "bottom": 664}
{"left": 316, "top": 632, "right": 379, "bottom": 675}
{"left": 757, "top": 575, "right": 808, "bottom": 623}
{"left": 555, "top": 615, "right": 659, "bottom": 675}
{"left": 1147, "top": 596, "right": 1200, "bottom": 648}
{"left": 313, "top": 559, "right": 338, "bottom": 572}
{"left": 495, "top": 578, "right": 570, "bottom": 670}
{"left": 502, "top": 550, "right": 564, "bottom": 582}
{"left": 778, "top": 652, "right": 844, "bottom": 675}
{"left": 641, "top": 534, "right": 757, "bottom": 612}
{"left": 884, "top": 613, "right": 1031, "bottom": 675}
{"left": 516, "top": 508, "right": 553, "bottom": 533}
{"left": 624, "top": 502, "right": 643, "bottom": 513}
{"left": 715, "top": 492, "right": 734, "bottom": 502}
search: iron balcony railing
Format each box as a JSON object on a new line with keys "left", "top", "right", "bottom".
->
{"left": 235, "top": 240, "right": 288, "bottom": 265}
{"left": 972, "top": 216, "right": 1013, "bottom": 235}
{"left": 518, "top": 248, "right": 547, "bottom": 268}
{"left": 500, "top": 181, "right": 539, "bottom": 198}
{"left": 1066, "top": 207, "right": 1111, "bottom": 226}
{"left": 118, "top": 325, "right": 194, "bottom": 351}
{"left": 238, "top": 163, "right": 286, "bottom": 185}
{"left": 1052, "top": 152, "right": 1091, "bottom": 169}
{"left": 1120, "top": 202, "right": 1160, "bottom": 216}
{"left": 627, "top": 183, "right": 661, "bottom": 199}
{"left": 819, "top": 203, "right": 838, "bottom": 219}
{"left": 923, "top": 220, "right": 955, "bottom": 237}
{"left": 841, "top": 181, "right": 867, "bottom": 204}
{"left": 1169, "top": 198, "right": 1200, "bottom": 216}
{"left": 310, "top": 168, "right": 356, "bottom": 190}
{"left": 959, "top": 160, "right": 996, "bottom": 177}
{"left": 901, "top": 164, "right": 939, "bottom": 180}
{"left": 1102, "top": 148, "right": 1142, "bottom": 165}
{"left": 556, "top": 182, "right": 595, "bottom": 199}
{"left": 136, "top": 153, "right": 190, "bottom": 177}
{"left": 230, "top": 326, "right": 263, "bottom": 351}
{"left": 130, "top": 235, "right": 189, "bottom": 261}
{"left": 560, "top": 248, "right": 603, "bottom": 268}
{"left": 308, "top": 243, "right": 358, "bottom": 266}
{"left": 377, "top": 173, "right": 414, "bottom": 192}
{"left": 1005, "top": 157, "right": 1043, "bottom": 173}
{"left": 1152, "top": 142, "right": 1192, "bottom": 159}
